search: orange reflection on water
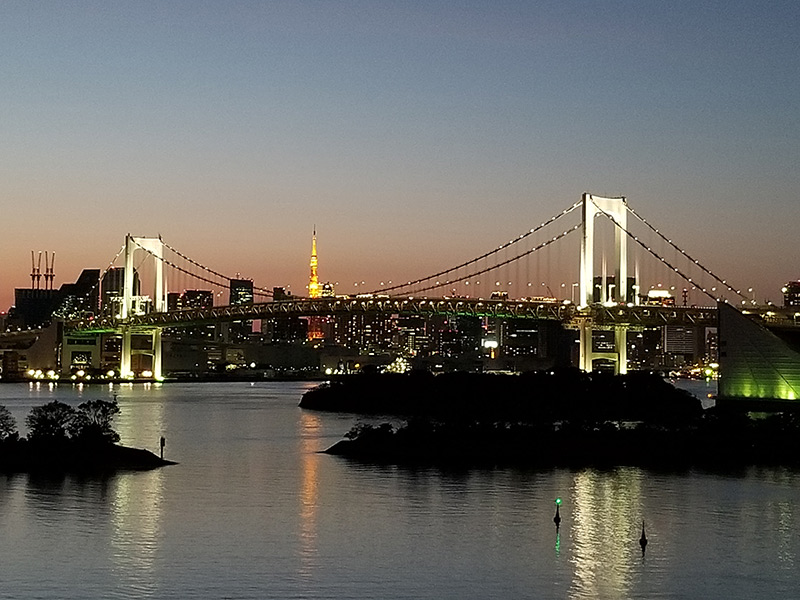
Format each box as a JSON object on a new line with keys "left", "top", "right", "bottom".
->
{"left": 298, "top": 410, "right": 323, "bottom": 578}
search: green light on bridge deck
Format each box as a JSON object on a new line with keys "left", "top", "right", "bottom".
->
{"left": 555, "top": 498, "right": 562, "bottom": 505}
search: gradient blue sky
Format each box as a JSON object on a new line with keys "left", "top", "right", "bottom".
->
{"left": 2, "top": 1, "right": 799, "bottom": 310}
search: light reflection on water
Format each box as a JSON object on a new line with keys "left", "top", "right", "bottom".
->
{"left": 298, "top": 411, "right": 322, "bottom": 580}
{"left": 109, "top": 471, "right": 165, "bottom": 598}
{"left": 0, "top": 382, "right": 798, "bottom": 599}
{"left": 569, "top": 468, "right": 645, "bottom": 599}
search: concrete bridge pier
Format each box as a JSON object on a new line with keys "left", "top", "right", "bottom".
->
{"left": 579, "top": 320, "right": 628, "bottom": 374}
{"left": 120, "top": 326, "right": 133, "bottom": 379}
{"left": 152, "top": 328, "right": 163, "bottom": 381}
{"left": 120, "top": 326, "right": 163, "bottom": 380}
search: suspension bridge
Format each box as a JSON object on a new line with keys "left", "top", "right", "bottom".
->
{"left": 4, "top": 193, "right": 798, "bottom": 400}
{"left": 55, "top": 193, "right": 786, "bottom": 375}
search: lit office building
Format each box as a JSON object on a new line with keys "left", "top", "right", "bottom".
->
{"left": 782, "top": 281, "right": 800, "bottom": 308}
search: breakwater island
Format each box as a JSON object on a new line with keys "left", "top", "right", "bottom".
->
{"left": 300, "top": 370, "right": 800, "bottom": 467}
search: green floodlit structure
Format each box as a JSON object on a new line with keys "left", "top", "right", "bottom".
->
{"left": 718, "top": 302, "right": 800, "bottom": 407}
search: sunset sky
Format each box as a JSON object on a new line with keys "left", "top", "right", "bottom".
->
{"left": 2, "top": 1, "right": 799, "bottom": 311}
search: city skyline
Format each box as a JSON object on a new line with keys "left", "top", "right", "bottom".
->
{"left": 2, "top": 1, "right": 799, "bottom": 311}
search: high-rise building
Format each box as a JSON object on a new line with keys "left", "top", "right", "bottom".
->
{"left": 167, "top": 292, "right": 182, "bottom": 312}
{"left": 263, "top": 287, "right": 306, "bottom": 343}
{"left": 101, "top": 267, "right": 140, "bottom": 316}
{"left": 228, "top": 279, "right": 254, "bottom": 340}
{"left": 229, "top": 279, "right": 254, "bottom": 305}
{"left": 184, "top": 289, "right": 214, "bottom": 309}
{"left": 56, "top": 269, "right": 100, "bottom": 319}
{"left": 166, "top": 289, "right": 216, "bottom": 340}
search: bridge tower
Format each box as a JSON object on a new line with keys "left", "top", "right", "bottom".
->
{"left": 578, "top": 193, "right": 631, "bottom": 374}
{"left": 120, "top": 234, "right": 167, "bottom": 380}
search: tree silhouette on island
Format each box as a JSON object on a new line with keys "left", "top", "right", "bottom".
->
{"left": 0, "top": 399, "right": 174, "bottom": 472}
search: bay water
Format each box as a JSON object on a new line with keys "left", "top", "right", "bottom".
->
{"left": 0, "top": 381, "right": 797, "bottom": 599}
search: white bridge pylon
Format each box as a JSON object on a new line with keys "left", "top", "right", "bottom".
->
{"left": 580, "top": 193, "right": 628, "bottom": 307}
{"left": 120, "top": 234, "right": 166, "bottom": 380}
{"left": 578, "top": 193, "right": 631, "bottom": 374}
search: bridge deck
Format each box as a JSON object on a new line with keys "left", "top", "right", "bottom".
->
{"left": 3, "top": 299, "right": 796, "bottom": 339}
{"left": 61, "top": 296, "right": 727, "bottom": 333}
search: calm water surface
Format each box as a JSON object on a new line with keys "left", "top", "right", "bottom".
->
{"left": 0, "top": 381, "right": 798, "bottom": 599}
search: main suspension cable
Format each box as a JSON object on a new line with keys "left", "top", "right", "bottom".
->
{"left": 622, "top": 200, "right": 742, "bottom": 301}
{"left": 404, "top": 224, "right": 580, "bottom": 296}
{"left": 153, "top": 237, "right": 274, "bottom": 298}
{"left": 590, "top": 199, "right": 747, "bottom": 303}
{"left": 371, "top": 199, "right": 582, "bottom": 294}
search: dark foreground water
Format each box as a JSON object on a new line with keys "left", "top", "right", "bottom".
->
{"left": 0, "top": 381, "right": 798, "bottom": 599}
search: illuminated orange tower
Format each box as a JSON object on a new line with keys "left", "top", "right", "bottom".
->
{"left": 309, "top": 227, "right": 320, "bottom": 299}
{"left": 307, "top": 228, "right": 324, "bottom": 341}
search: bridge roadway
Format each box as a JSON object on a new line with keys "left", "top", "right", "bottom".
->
{"left": 64, "top": 296, "right": 722, "bottom": 334}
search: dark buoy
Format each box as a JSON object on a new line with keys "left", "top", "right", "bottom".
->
{"left": 554, "top": 498, "right": 562, "bottom": 529}
{"left": 639, "top": 521, "right": 648, "bottom": 554}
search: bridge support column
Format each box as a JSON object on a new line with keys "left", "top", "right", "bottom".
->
{"left": 614, "top": 325, "right": 628, "bottom": 375}
{"left": 153, "top": 328, "right": 163, "bottom": 381}
{"left": 120, "top": 327, "right": 133, "bottom": 379}
{"left": 578, "top": 321, "right": 628, "bottom": 374}
{"left": 579, "top": 320, "right": 593, "bottom": 372}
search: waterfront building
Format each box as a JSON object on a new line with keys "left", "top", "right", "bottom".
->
{"left": 718, "top": 302, "right": 800, "bottom": 406}
{"left": 782, "top": 281, "right": 800, "bottom": 307}
{"left": 9, "top": 268, "right": 101, "bottom": 329}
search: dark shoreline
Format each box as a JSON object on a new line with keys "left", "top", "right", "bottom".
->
{"left": 323, "top": 416, "right": 800, "bottom": 468}
{"left": 300, "top": 369, "right": 703, "bottom": 423}
{"left": 0, "top": 374, "right": 324, "bottom": 385}
{"left": 301, "top": 370, "right": 800, "bottom": 468}
{"left": 0, "top": 440, "right": 176, "bottom": 473}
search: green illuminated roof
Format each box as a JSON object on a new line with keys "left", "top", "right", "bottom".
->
{"left": 718, "top": 302, "right": 800, "bottom": 402}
